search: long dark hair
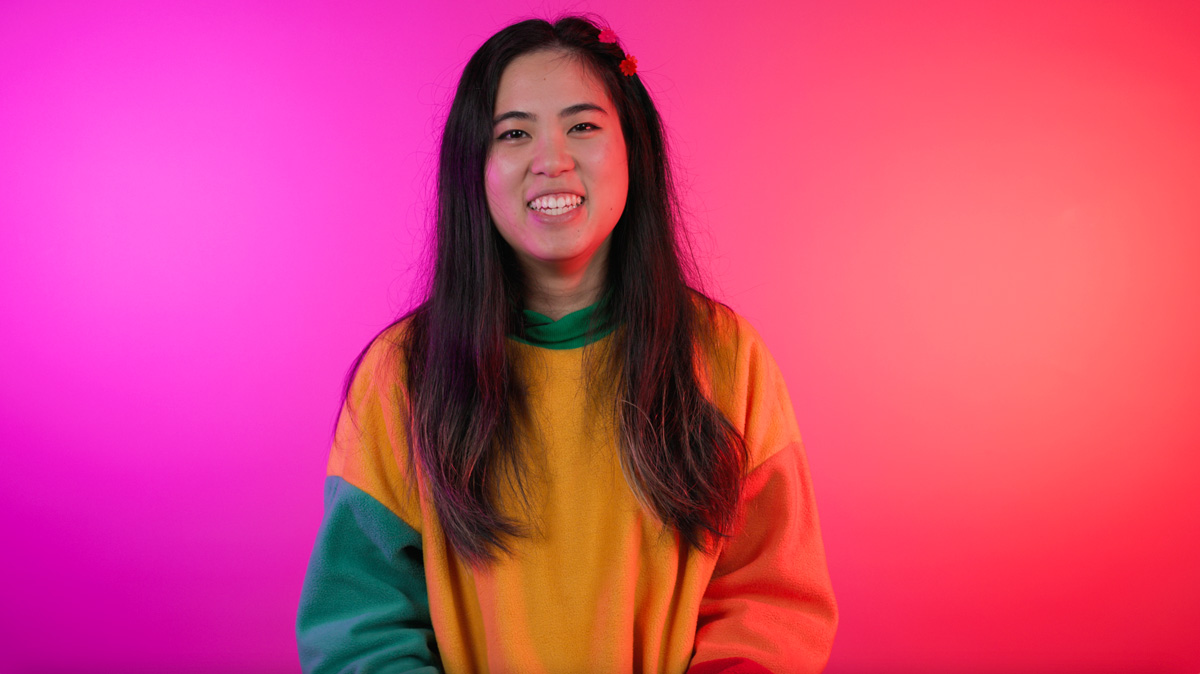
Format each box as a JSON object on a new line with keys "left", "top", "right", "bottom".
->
{"left": 347, "top": 15, "right": 748, "bottom": 565}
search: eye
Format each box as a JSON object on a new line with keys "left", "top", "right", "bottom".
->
{"left": 571, "top": 122, "right": 600, "bottom": 133}
{"left": 496, "top": 129, "right": 529, "bottom": 141}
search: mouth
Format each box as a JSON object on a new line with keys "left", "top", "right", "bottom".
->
{"left": 527, "top": 193, "right": 585, "bottom": 216}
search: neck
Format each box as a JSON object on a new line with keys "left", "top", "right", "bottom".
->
{"left": 521, "top": 244, "right": 608, "bottom": 320}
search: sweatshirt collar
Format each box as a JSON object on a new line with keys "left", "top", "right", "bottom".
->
{"left": 510, "top": 302, "right": 615, "bottom": 350}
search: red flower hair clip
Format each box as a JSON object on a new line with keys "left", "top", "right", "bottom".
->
{"left": 619, "top": 54, "right": 638, "bottom": 76}
{"left": 598, "top": 26, "right": 636, "bottom": 76}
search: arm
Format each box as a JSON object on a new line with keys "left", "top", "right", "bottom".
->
{"left": 688, "top": 441, "right": 838, "bottom": 674}
{"left": 297, "top": 476, "right": 440, "bottom": 673}
{"left": 690, "top": 317, "right": 838, "bottom": 673}
{"left": 297, "top": 328, "right": 441, "bottom": 673}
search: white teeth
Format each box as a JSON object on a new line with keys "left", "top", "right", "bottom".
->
{"left": 527, "top": 193, "right": 583, "bottom": 214}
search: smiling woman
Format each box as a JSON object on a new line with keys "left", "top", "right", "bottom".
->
{"left": 296, "top": 15, "right": 837, "bottom": 674}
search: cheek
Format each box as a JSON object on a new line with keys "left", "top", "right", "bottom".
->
{"left": 487, "top": 156, "right": 528, "bottom": 207}
{"left": 614, "top": 159, "right": 629, "bottom": 196}
{"left": 484, "top": 161, "right": 510, "bottom": 214}
{"left": 608, "top": 138, "right": 629, "bottom": 193}
{"left": 589, "top": 143, "right": 629, "bottom": 201}
{"left": 606, "top": 153, "right": 629, "bottom": 211}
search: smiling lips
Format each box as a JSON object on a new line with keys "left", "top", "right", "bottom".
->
{"left": 527, "top": 193, "right": 584, "bottom": 216}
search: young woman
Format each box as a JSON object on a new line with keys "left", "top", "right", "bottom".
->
{"left": 297, "top": 16, "right": 837, "bottom": 674}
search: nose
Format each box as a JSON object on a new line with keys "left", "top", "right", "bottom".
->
{"left": 530, "top": 132, "right": 574, "bottom": 177}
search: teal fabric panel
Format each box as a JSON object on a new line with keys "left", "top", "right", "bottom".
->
{"left": 297, "top": 476, "right": 441, "bottom": 673}
{"left": 509, "top": 302, "right": 615, "bottom": 349}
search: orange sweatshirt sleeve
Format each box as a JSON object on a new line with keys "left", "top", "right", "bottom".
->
{"left": 690, "top": 319, "right": 838, "bottom": 673}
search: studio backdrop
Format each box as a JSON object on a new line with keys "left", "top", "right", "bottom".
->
{"left": 1, "top": 1, "right": 1197, "bottom": 672}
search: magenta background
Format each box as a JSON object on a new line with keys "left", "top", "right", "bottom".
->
{"left": 2, "top": 1, "right": 1199, "bottom": 672}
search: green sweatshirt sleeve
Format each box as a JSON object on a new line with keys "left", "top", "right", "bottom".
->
{"left": 297, "top": 475, "right": 441, "bottom": 673}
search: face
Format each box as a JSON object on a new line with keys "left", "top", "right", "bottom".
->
{"left": 485, "top": 49, "right": 629, "bottom": 282}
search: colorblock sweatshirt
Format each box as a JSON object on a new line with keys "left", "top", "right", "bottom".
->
{"left": 297, "top": 304, "right": 838, "bottom": 673}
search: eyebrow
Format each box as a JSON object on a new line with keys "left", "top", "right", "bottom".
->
{"left": 492, "top": 103, "right": 609, "bottom": 125}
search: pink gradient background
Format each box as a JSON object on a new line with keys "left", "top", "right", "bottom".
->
{"left": 2, "top": 1, "right": 1198, "bottom": 672}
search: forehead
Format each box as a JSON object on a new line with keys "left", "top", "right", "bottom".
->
{"left": 494, "top": 50, "right": 613, "bottom": 113}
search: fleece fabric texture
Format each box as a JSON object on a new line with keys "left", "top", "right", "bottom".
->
{"left": 297, "top": 304, "right": 838, "bottom": 673}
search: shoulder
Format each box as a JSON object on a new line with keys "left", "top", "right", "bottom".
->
{"left": 345, "top": 313, "right": 418, "bottom": 400}
{"left": 691, "top": 294, "right": 801, "bottom": 470}
{"left": 330, "top": 313, "right": 424, "bottom": 527}
{"left": 690, "top": 293, "right": 777, "bottom": 377}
